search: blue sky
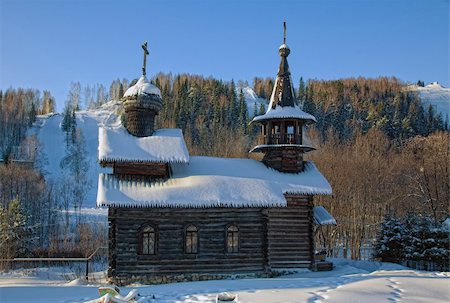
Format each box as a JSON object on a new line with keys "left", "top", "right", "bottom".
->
{"left": 1, "top": 0, "right": 449, "bottom": 111}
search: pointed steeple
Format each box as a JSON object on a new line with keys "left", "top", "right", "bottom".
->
{"left": 249, "top": 23, "right": 317, "bottom": 173}
{"left": 270, "top": 21, "right": 296, "bottom": 109}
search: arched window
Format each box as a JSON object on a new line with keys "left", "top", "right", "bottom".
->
{"left": 139, "top": 225, "right": 156, "bottom": 255}
{"left": 226, "top": 225, "right": 239, "bottom": 253}
{"left": 185, "top": 225, "right": 198, "bottom": 254}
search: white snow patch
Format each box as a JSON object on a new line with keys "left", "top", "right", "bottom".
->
{"left": 406, "top": 82, "right": 450, "bottom": 118}
{"left": 98, "top": 127, "right": 189, "bottom": 163}
{"left": 97, "top": 157, "right": 332, "bottom": 207}
{"left": 238, "top": 86, "right": 267, "bottom": 116}
{"left": 123, "top": 75, "right": 161, "bottom": 98}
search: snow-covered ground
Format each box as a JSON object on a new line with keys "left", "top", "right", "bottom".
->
{"left": 407, "top": 82, "right": 450, "bottom": 119}
{"left": 0, "top": 259, "right": 448, "bottom": 303}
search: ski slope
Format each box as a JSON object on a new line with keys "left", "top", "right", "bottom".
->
{"left": 240, "top": 86, "right": 267, "bottom": 116}
{"left": 408, "top": 82, "right": 450, "bottom": 120}
{"left": 30, "top": 101, "right": 122, "bottom": 209}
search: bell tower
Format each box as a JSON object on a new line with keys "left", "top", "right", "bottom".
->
{"left": 250, "top": 23, "right": 316, "bottom": 173}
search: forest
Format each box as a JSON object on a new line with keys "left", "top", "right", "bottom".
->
{"left": 0, "top": 75, "right": 448, "bottom": 267}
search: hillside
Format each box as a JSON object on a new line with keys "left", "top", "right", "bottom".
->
{"left": 407, "top": 82, "right": 450, "bottom": 119}
{"left": 239, "top": 85, "right": 267, "bottom": 114}
{"left": 30, "top": 101, "right": 122, "bottom": 209}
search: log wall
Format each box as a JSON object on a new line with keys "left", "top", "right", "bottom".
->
{"left": 109, "top": 207, "right": 266, "bottom": 284}
{"left": 113, "top": 162, "right": 170, "bottom": 178}
{"left": 265, "top": 195, "right": 314, "bottom": 269}
{"left": 262, "top": 148, "right": 304, "bottom": 173}
{"left": 108, "top": 195, "right": 315, "bottom": 285}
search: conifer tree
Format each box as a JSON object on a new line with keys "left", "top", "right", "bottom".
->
{"left": 118, "top": 83, "right": 124, "bottom": 99}
{"left": 238, "top": 88, "right": 248, "bottom": 133}
{"left": 0, "top": 197, "right": 32, "bottom": 258}
{"left": 28, "top": 102, "right": 37, "bottom": 126}
{"left": 298, "top": 77, "right": 306, "bottom": 107}
{"left": 228, "top": 80, "right": 238, "bottom": 128}
{"left": 373, "top": 213, "right": 404, "bottom": 262}
{"left": 259, "top": 103, "right": 265, "bottom": 115}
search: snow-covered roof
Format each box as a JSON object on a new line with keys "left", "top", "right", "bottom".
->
{"left": 252, "top": 105, "right": 317, "bottom": 124}
{"left": 97, "top": 157, "right": 332, "bottom": 208}
{"left": 124, "top": 76, "right": 162, "bottom": 98}
{"left": 98, "top": 127, "right": 189, "bottom": 164}
{"left": 313, "top": 206, "right": 337, "bottom": 225}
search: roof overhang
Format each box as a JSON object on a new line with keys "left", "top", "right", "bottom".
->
{"left": 249, "top": 144, "right": 316, "bottom": 153}
{"left": 313, "top": 206, "right": 337, "bottom": 225}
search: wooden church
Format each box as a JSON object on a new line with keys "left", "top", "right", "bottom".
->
{"left": 97, "top": 25, "right": 335, "bottom": 285}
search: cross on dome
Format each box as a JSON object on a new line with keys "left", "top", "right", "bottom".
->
{"left": 142, "top": 42, "right": 150, "bottom": 76}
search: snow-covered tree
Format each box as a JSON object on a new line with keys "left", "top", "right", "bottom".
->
{"left": 404, "top": 213, "right": 449, "bottom": 268}
{"left": 373, "top": 213, "right": 404, "bottom": 262}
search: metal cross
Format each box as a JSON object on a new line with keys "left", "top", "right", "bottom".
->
{"left": 283, "top": 21, "right": 287, "bottom": 44}
{"left": 141, "top": 42, "right": 149, "bottom": 76}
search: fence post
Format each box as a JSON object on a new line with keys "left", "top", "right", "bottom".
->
{"left": 85, "top": 259, "right": 89, "bottom": 281}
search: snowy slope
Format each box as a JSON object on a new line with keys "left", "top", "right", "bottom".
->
{"left": 408, "top": 82, "right": 450, "bottom": 119}
{"left": 29, "top": 101, "right": 122, "bottom": 208}
{"left": 239, "top": 86, "right": 267, "bottom": 116}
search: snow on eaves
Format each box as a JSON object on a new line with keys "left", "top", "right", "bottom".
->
{"left": 97, "top": 157, "right": 332, "bottom": 208}
{"left": 124, "top": 75, "right": 162, "bottom": 98}
{"left": 313, "top": 206, "right": 337, "bottom": 225}
{"left": 251, "top": 105, "right": 317, "bottom": 123}
{"left": 98, "top": 127, "right": 189, "bottom": 164}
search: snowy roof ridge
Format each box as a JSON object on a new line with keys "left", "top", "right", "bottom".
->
{"left": 124, "top": 75, "right": 162, "bottom": 98}
{"left": 98, "top": 126, "right": 190, "bottom": 164}
{"left": 97, "top": 157, "right": 332, "bottom": 208}
{"left": 251, "top": 76, "right": 316, "bottom": 123}
{"left": 251, "top": 105, "right": 317, "bottom": 123}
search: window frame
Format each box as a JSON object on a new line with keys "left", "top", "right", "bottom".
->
{"left": 185, "top": 225, "right": 199, "bottom": 254}
{"left": 138, "top": 224, "right": 157, "bottom": 256}
{"left": 226, "top": 224, "right": 239, "bottom": 254}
